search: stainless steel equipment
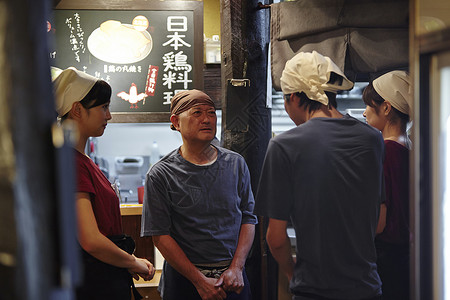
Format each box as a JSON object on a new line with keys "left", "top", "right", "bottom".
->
{"left": 114, "top": 156, "right": 145, "bottom": 203}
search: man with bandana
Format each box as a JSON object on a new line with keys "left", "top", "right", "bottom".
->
{"left": 255, "top": 51, "right": 385, "bottom": 300}
{"left": 141, "top": 90, "right": 257, "bottom": 300}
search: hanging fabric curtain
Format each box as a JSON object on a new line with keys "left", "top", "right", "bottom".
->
{"left": 270, "top": 0, "right": 409, "bottom": 90}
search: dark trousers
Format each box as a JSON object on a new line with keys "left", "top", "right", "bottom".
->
{"left": 375, "top": 239, "right": 410, "bottom": 300}
{"left": 160, "top": 261, "right": 251, "bottom": 300}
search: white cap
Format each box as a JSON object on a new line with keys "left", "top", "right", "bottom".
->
{"left": 373, "top": 70, "right": 411, "bottom": 117}
{"left": 52, "top": 67, "right": 98, "bottom": 117}
{"left": 280, "top": 51, "right": 354, "bottom": 105}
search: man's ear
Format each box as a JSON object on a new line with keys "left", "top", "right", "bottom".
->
{"left": 170, "top": 114, "right": 180, "bottom": 131}
{"left": 290, "top": 93, "right": 297, "bottom": 102}
{"left": 290, "top": 93, "right": 302, "bottom": 106}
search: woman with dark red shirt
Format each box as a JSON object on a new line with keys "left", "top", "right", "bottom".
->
{"left": 363, "top": 70, "right": 412, "bottom": 300}
{"left": 52, "top": 67, "right": 155, "bottom": 299}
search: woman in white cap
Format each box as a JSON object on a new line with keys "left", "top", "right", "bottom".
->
{"left": 362, "top": 70, "right": 411, "bottom": 300}
{"left": 53, "top": 67, "right": 155, "bottom": 300}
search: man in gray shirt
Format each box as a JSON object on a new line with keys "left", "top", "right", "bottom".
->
{"left": 255, "top": 51, "right": 385, "bottom": 300}
{"left": 141, "top": 89, "right": 257, "bottom": 300}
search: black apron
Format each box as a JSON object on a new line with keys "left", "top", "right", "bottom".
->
{"left": 76, "top": 235, "right": 142, "bottom": 300}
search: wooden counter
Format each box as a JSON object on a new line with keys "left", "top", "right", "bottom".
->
{"left": 120, "top": 203, "right": 143, "bottom": 216}
{"left": 132, "top": 270, "right": 162, "bottom": 300}
{"left": 134, "top": 270, "right": 161, "bottom": 288}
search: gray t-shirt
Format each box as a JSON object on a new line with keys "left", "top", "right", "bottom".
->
{"left": 255, "top": 114, "right": 384, "bottom": 299}
{"left": 141, "top": 146, "right": 257, "bottom": 264}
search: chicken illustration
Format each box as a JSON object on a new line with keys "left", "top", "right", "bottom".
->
{"left": 117, "top": 83, "right": 148, "bottom": 108}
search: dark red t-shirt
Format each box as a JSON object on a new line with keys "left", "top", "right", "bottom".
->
{"left": 377, "top": 140, "right": 410, "bottom": 244}
{"left": 76, "top": 151, "right": 123, "bottom": 236}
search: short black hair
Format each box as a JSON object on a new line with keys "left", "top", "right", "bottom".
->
{"left": 60, "top": 80, "right": 111, "bottom": 122}
{"left": 80, "top": 80, "right": 112, "bottom": 109}
{"left": 285, "top": 91, "right": 337, "bottom": 113}
{"left": 362, "top": 82, "right": 384, "bottom": 110}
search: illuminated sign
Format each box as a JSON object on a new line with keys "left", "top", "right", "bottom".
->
{"left": 50, "top": 10, "right": 197, "bottom": 114}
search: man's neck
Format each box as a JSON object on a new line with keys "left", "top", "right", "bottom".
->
{"left": 307, "top": 106, "right": 343, "bottom": 121}
{"left": 179, "top": 142, "right": 217, "bottom": 165}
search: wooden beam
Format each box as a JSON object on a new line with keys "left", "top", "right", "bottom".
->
{"left": 221, "top": 1, "right": 273, "bottom": 299}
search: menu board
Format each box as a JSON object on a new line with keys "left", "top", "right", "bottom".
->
{"left": 49, "top": 9, "right": 199, "bottom": 115}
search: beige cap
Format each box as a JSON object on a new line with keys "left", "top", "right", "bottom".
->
{"left": 52, "top": 67, "right": 98, "bottom": 117}
{"left": 373, "top": 70, "right": 411, "bottom": 116}
{"left": 280, "top": 51, "right": 354, "bottom": 105}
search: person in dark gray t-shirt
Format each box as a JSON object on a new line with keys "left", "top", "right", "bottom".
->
{"left": 141, "top": 89, "right": 257, "bottom": 300}
{"left": 255, "top": 51, "right": 385, "bottom": 300}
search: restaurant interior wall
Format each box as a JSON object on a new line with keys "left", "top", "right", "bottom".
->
{"left": 203, "top": 0, "right": 220, "bottom": 40}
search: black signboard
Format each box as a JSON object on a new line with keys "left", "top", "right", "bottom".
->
{"left": 51, "top": 1, "right": 203, "bottom": 123}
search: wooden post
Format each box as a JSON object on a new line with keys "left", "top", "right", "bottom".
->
{"left": 0, "top": 0, "right": 71, "bottom": 299}
{"left": 221, "top": 1, "right": 273, "bottom": 299}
